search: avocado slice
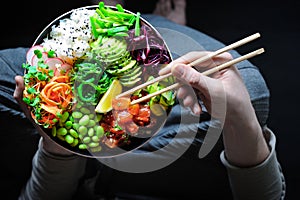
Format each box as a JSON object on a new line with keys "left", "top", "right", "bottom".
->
{"left": 116, "top": 60, "right": 137, "bottom": 74}
{"left": 106, "top": 60, "right": 136, "bottom": 75}
{"left": 103, "top": 48, "right": 127, "bottom": 63}
{"left": 93, "top": 37, "right": 128, "bottom": 63}
{"left": 120, "top": 70, "right": 142, "bottom": 82}
{"left": 121, "top": 65, "right": 142, "bottom": 79}
{"left": 121, "top": 77, "right": 141, "bottom": 87}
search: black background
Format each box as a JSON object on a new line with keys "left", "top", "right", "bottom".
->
{"left": 1, "top": 0, "right": 299, "bottom": 199}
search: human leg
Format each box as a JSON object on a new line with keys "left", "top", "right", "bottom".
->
{"left": 90, "top": 0, "right": 125, "bottom": 6}
{"left": 153, "top": 0, "right": 186, "bottom": 25}
{"left": 89, "top": 0, "right": 187, "bottom": 25}
{"left": 0, "top": 47, "right": 40, "bottom": 198}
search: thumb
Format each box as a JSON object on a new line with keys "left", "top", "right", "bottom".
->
{"left": 13, "top": 75, "right": 33, "bottom": 120}
{"left": 13, "top": 75, "right": 25, "bottom": 102}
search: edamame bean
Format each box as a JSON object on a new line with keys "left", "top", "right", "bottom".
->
{"left": 51, "top": 126, "right": 57, "bottom": 137}
{"left": 88, "top": 119, "right": 96, "bottom": 127}
{"left": 57, "top": 127, "right": 67, "bottom": 136}
{"left": 65, "top": 135, "right": 74, "bottom": 144}
{"left": 89, "top": 142, "right": 99, "bottom": 148}
{"left": 90, "top": 146, "right": 102, "bottom": 152}
{"left": 51, "top": 108, "right": 106, "bottom": 151}
{"left": 65, "top": 121, "right": 73, "bottom": 129}
{"left": 96, "top": 114, "right": 102, "bottom": 122}
{"left": 78, "top": 126, "right": 88, "bottom": 135}
{"left": 69, "top": 129, "right": 79, "bottom": 138}
{"left": 76, "top": 101, "right": 83, "bottom": 109}
{"left": 72, "top": 123, "right": 80, "bottom": 131}
{"left": 61, "top": 112, "right": 69, "bottom": 123}
{"left": 83, "top": 137, "right": 91, "bottom": 144}
{"left": 57, "top": 134, "right": 65, "bottom": 141}
{"left": 69, "top": 115, "right": 74, "bottom": 123}
{"left": 92, "top": 135, "right": 99, "bottom": 142}
{"left": 95, "top": 126, "right": 104, "bottom": 138}
{"left": 79, "top": 115, "right": 90, "bottom": 126}
{"left": 89, "top": 114, "right": 95, "bottom": 120}
{"left": 80, "top": 107, "right": 91, "bottom": 114}
{"left": 72, "top": 111, "right": 83, "bottom": 119}
{"left": 88, "top": 128, "right": 94, "bottom": 137}
{"left": 79, "top": 144, "right": 87, "bottom": 149}
{"left": 71, "top": 138, "right": 79, "bottom": 147}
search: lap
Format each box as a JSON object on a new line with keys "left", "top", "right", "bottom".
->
{"left": 0, "top": 47, "right": 40, "bottom": 198}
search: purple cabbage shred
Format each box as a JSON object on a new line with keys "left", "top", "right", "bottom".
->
{"left": 126, "top": 25, "right": 171, "bottom": 75}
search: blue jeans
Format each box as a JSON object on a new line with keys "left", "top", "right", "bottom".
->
{"left": 0, "top": 47, "right": 40, "bottom": 199}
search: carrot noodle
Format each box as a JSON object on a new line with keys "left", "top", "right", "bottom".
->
{"left": 40, "top": 103, "right": 62, "bottom": 116}
{"left": 25, "top": 72, "right": 74, "bottom": 128}
{"left": 50, "top": 75, "right": 70, "bottom": 83}
{"left": 40, "top": 81, "right": 73, "bottom": 108}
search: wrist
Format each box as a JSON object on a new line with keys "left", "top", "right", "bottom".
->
{"left": 40, "top": 136, "right": 74, "bottom": 156}
{"left": 223, "top": 106, "right": 270, "bottom": 167}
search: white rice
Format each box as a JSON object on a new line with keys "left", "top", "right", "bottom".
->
{"left": 42, "top": 8, "right": 95, "bottom": 63}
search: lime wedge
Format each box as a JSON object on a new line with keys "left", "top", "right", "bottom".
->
{"left": 95, "top": 79, "right": 122, "bottom": 113}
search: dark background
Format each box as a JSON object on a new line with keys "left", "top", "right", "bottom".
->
{"left": 1, "top": 0, "right": 299, "bottom": 199}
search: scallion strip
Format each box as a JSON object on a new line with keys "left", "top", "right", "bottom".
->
{"left": 135, "top": 12, "right": 141, "bottom": 36}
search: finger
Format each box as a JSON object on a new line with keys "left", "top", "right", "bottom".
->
{"left": 182, "top": 95, "right": 201, "bottom": 114}
{"left": 182, "top": 95, "right": 195, "bottom": 107}
{"left": 192, "top": 102, "right": 202, "bottom": 115}
{"left": 159, "top": 51, "right": 208, "bottom": 75}
{"left": 160, "top": 51, "right": 233, "bottom": 75}
{"left": 176, "top": 85, "right": 189, "bottom": 99}
{"left": 177, "top": 91, "right": 202, "bottom": 115}
{"left": 191, "top": 52, "right": 233, "bottom": 74}
{"left": 176, "top": 84, "right": 199, "bottom": 101}
{"left": 176, "top": 75, "right": 202, "bottom": 114}
{"left": 171, "top": 63, "right": 210, "bottom": 94}
{"left": 173, "top": 63, "right": 229, "bottom": 117}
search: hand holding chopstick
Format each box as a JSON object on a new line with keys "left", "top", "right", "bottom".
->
{"left": 130, "top": 48, "right": 264, "bottom": 105}
{"left": 116, "top": 33, "right": 264, "bottom": 105}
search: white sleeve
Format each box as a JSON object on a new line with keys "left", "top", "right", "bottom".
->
{"left": 220, "top": 127, "right": 286, "bottom": 200}
{"left": 18, "top": 139, "right": 87, "bottom": 200}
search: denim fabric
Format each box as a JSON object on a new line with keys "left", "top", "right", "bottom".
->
{"left": 0, "top": 47, "right": 40, "bottom": 199}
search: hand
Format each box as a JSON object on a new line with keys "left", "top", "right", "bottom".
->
{"left": 160, "top": 51, "right": 234, "bottom": 116}
{"left": 159, "top": 51, "right": 270, "bottom": 167}
{"left": 14, "top": 75, "right": 73, "bottom": 156}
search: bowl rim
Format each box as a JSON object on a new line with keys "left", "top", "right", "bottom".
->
{"left": 29, "top": 4, "right": 174, "bottom": 158}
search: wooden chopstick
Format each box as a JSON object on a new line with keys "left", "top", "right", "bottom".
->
{"left": 130, "top": 48, "right": 265, "bottom": 105}
{"left": 116, "top": 32, "right": 261, "bottom": 99}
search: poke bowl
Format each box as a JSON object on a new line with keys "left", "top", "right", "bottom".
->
{"left": 22, "top": 2, "right": 176, "bottom": 158}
